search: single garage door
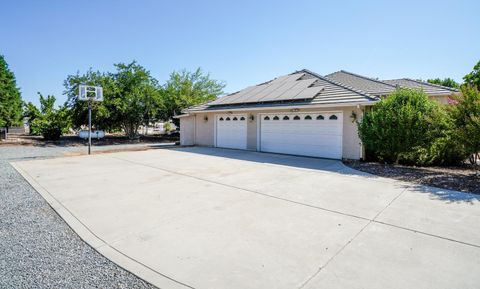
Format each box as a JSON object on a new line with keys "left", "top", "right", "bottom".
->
{"left": 260, "top": 112, "right": 343, "bottom": 159}
{"left": 215, "top": 114, "right": 247, "bottom": 149}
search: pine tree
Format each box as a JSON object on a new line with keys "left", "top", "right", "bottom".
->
{"left": 0, "top": 55, "right": 22, "bottom": 131}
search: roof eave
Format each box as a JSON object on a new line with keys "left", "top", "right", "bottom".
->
{"left": 173, "top": 113, "right": 191, "bottom": 118}
{"left": 185, "top": 100, "right": 378, "bottom": 113}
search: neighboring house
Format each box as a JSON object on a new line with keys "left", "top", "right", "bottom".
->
{"left": 177, "top": 69, "right": 458, "bottom": 160}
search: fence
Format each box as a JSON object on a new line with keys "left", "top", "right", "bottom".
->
{"left": 0, "top": 128, "right": 5, "bottom": 140}
{"left": 0, "top": 126, "right": 26, "bottom": 140}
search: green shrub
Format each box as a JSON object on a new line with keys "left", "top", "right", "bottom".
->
{"left": 28, "top": 119, "right": 42, "bottom": 136}
{"left": 163, "top": 122, "right": 172, "bottom": 134}
{"left": 449, "top": 85, "right": 480, "bottom": 165}
{"left": 37, "top": 120, "right": 62, "bottom": 140}
{"left": 358, "top": 88, "right": 465, "bottom": 165}
{"left": 25, "top": 93, "right": 71, "bottom": 140}
{"left": 400, "top": 108, "right": 468, "bottom": 165}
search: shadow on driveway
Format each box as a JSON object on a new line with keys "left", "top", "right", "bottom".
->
{"left": 408, "top": 184, "right": 480, "bottom": 204}
{"left": 169, "top": 146, "right": 480, "bottom": 204}
{"left": 171, "top": 146, "right": 369, "bottom": 174}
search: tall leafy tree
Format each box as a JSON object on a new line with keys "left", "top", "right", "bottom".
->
{"left": 108, "top": 61, "right": 162, "bottom": 138}
{"left": 64, "top": 61, "right": 162, "bottom": 138}
{"left": 464, "top": 60, "right": 480, "bottom": 90}
{"left": 162, "top": 68, "right": 225, "bottom": 125}
{"left": 64, "top": 69, "right": 115, "bottom": 131}
{"left": 0, "top": 55, "right": 22, "bottom": 131}
{"left": 427, "top": 78, "right": 459, "bottom": 88}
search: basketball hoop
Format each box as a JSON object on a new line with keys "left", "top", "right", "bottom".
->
{"left": 78, "top": 84, "right": 103, "bottom": 155}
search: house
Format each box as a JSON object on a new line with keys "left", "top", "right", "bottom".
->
{"left": 177, "top": 69, "right": 458, "bottom": 160}
{"left": 326, "top": 70, "right": 457, "bottom": 104}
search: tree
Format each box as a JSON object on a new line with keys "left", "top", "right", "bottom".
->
{"left": 23, "top": 101, "right": 40, "bottom": 130}
{"left": 358, "top": 88, "right": 463, "bottom": 165}
{"left": 108, "top": 61, "right": 162, "bottom": 138}
{"left": 64, "top": 61, "right": 162, "bottom": 138}
{"left": 141, "top": 80, "right": 163, "bottom": 134}
{"left": 64, "top": 69, "right": 116, "bottom": 131}
{"left": 0, "top": 55, "right": 22, "bottom": 131}
{"left": 464, "top": 60, "right": 480, "bottom": 90}
{"left": 427, "top": 78, "right": 459, "bottom": 89}
{"left": 450, "top": 85, "right": 480, "bottom": 166}
{"left": 28, "top": 93, "right": 71, "bottom": 140}
{"left": 161, "top": 68, "right": 225, "bottom": 126}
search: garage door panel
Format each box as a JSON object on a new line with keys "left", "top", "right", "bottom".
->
{"left": 261, "top": 129, "right": 342, "bottom": 138}
{"left": 261, "top": 133, "right": 341, "bottom": 144}
{"left": 216, "top": 114, "right": 247, "bottom": 150}
{"left": 260, "top": 112, "right": 343, "bottom": 159}
{"left": 262, "top": 130, "right": 341, "bottom": 138}
{"left": 262, "top": 139, "right": 342, "bottom": 151}
{"left": 261, "top": 143, "right": 341, "bottom": 159}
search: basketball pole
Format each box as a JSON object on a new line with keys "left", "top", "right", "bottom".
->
{"left": 79, "top": 84, "right": 102, "bottom": 155}
{"left": 88, "top": 100, "right": 92, "bottom": 155}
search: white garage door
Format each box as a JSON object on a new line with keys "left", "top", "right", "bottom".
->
{"left": 260, "top": 112, "right": 343, "bottom": 159}
{"left": 215, "top": 114, "right": 247, "bottom": 149}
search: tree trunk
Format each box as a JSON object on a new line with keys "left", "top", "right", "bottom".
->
{"left": 122, "top": 121, "right": 142, "bottom": 140}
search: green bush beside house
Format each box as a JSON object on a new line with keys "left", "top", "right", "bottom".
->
{"left": 450, "top": 85, "right": 480, "bottom": 165}
{"left": 358, "top": 88, "right": 468, "bottom": 166}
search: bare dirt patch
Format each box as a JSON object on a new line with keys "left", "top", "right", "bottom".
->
{"left": 344, "top": 160, "right": 479, "bottom": 194}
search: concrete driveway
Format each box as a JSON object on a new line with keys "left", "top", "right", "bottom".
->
{"left": 12, "top": 147, "right": 480, "bottom": 289}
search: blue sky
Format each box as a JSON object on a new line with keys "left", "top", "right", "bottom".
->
{"left": 1, "top": 0, "right": 479, "bottom": 106}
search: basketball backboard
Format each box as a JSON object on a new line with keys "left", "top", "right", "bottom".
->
{"left": 78, "top": 84, "right": 103, "bottom": 102}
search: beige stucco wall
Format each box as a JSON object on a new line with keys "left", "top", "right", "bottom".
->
{"left": 246, "top": 114, "right": 257, "bottom": 150}
{"left": 430, "top": 95, "right": 450, "bottom": 105}
{"left": 179, "top": 116, "right": 195, "bottom": 146}
{"left": 182, "top": 105, "right": 365, "bottom": 160}
{"left": 341, "top": 106, "right": 363, "bottom": 160}
{"left": 194, "top": 113, "right": 215, "bottom": 146}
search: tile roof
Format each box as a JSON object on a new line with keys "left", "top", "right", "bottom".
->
{"left": 382, "top": 78, "right": 459, "bottom": 96}
{"left": 325, "top": 70, "right": 396, "bottom": 96}
{"left": 208, "top": 72, "right": 324, "bottom": 105}
{"left": 184, "top": 70, "right": 461, "bottom": 114}
{"left": 185, "top": 69, "right": 378, "bottom": 112}
{"left": 325, "top": 70, "right": 459, "bottom": 97}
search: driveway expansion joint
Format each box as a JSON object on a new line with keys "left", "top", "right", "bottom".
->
{"left": 110, "top": 155, "right": 480, "bottom": 249}
{"left": 109, "top": 155, "right": 371, "bottom": 222}
{"left": 298, "top": 186, "right": 409, "bottom": 289}
{"left": 10, "top": 148, "right": 480, "bottom": 289}
{"left": 11, "top": 161, "right": 196, "bottom": 289}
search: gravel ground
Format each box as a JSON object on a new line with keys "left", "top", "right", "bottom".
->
{"left": 344, "top": 160, "right": 480, "bottom": 194}
{"left": 0, "top": 145, "right": 157, "bottom": 289}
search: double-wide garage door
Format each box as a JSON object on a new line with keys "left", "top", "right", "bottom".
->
{"left": 260, "top": 112, "right": 343, "bottom": 159}
{"left": 215, "top": 114, "right": 247, "bottom": 149}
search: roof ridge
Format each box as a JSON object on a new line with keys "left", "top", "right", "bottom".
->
{"left": 401, "top": 77, "right": 459, "bottom": 92}
{"left": 300, "top": 69, "right": 378, "bottom": 101}
{"left": 328, "top": 70, "right": 397, "bottom": 88}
